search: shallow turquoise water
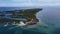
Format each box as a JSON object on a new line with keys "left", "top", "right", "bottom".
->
{"left": 0, "top": 6, "right": 60, "bottom": 34}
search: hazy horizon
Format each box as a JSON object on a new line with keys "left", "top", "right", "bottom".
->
{"left": 0, "top": 0, "right": 60, "bottom": 7}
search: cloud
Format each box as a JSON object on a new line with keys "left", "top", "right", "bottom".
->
{"left": 13, "top": 0, "right": 26, "bottom": 1}
{"left": 10, "top": 3, "right": 34, "bottom": 7}
{"left": 0, "top": 2, "right": 34, "bottom": 7}
{"left": 0, "top": 3, "right": 6, "bottom": 6}
{"left": 12, "top": 0, "right": 33, "bottom": 2}
{"left": 37, "top": 0, "right": 60, "bottom": 3}
{"left": 0, "top": 0, "right": 60, "bottom": 7}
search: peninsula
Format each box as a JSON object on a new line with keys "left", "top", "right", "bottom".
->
{"left": 0, "top": 8, "right": 42, "bottom": 26}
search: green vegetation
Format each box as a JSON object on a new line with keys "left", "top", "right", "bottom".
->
{"left": 12, "top": 8, "right": 42, "bottom": 19}
{"left": 0, "top": 8, "right": 42, "bottom": 23}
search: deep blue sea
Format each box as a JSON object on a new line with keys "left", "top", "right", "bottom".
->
{"left": 0, "top": 6, "right": 60, "bottom": 34}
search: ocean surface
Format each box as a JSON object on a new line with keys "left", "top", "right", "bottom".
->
{"left": 0, "top": 6, "right": 60, "bottom": 34}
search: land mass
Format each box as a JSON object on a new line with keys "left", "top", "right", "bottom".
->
{"left": 0, "top": 8, "right": 42, "bottom": 26}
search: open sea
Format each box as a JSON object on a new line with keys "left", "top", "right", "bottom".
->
{"left": 0, "top": 6, "right": 60, "bottom": 34}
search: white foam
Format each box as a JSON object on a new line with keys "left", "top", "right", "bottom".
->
{"left": 17, "top": 21, "right": 26, "bottom": 26}
{"left": 12, "top": 21, "right": 26, "bottom": 26}
{"left": 4, "top": 23, "right": 8, "bottom": 27}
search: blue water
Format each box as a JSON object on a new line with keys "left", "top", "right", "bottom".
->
{"left": 0, "top": 6, "right": 60, "bottom": 34}
{"left": 0, "top": 7, "right": 26, "bottom": 11}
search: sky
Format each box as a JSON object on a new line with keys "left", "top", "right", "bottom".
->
{"left": 0, "top": 0, "right": 60, "bottom": 7}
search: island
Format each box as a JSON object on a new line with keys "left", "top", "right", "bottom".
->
{"left": 0, "top": 8, "right": 42, "bottom": 26}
